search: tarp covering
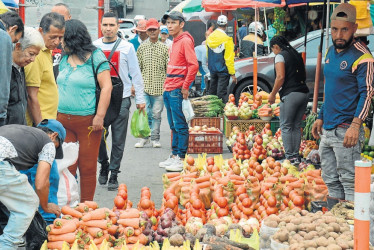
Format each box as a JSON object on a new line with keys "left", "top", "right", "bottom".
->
{"left": 202, "top": 0, "right": 251, "bottom": 12}
{"left": 184, "top": 0, "right": 204, "bottom": 13}
{"left": 2, "top": 0, "right": 17, "bottom": 8}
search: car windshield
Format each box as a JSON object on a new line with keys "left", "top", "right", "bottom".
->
{"left": 120, "top": 22, "right": 134, "bottom": 29}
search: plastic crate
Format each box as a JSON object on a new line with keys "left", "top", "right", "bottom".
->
{"left": 270, "top": 119, "right": 280, "bottom": 134}
{"left": 187, "top": 132, "right": 223, "bottom": 154}
{"left": 311, "top": 201, "right": 328, "bottom": 213}
{"left": 190, "top": 117, "right": 222, "bottom": 131}
{"left": 224, "top": 116, "right": 269, "bottom": 137}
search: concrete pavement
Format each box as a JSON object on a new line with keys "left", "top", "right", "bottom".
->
{"left": 93, "top": 98, "right": 232, "bottom": 209}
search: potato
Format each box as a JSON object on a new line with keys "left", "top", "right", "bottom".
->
{"left": 304, "top": 240, "right": 317, "bottom": 248}
{"left": 286, "top": 223, "right": 298, "bottom": 232}
{"left": 336, "top": 238, "right": 349, "bottom": 249}
{"left": 278, "top": 221, "right": 287, "bottom": 228}
{"left": 329, "top": 232, "right": 339, "bottom": 239}
{"left": 304, "top": 232, "right": 316, "bottom": 240}
{"left": 324, "top": 216, "right": 337, "bottom": 224}
{"left": 317, "top": 237, "right": 328, "bottom": 247}
{"left": 301, "top": 210, "right": 309, "bottom": 216}
{"left": 169, "top": 233, "right": 184, "bottom": 246}
{"left": 326, "top": 226, "right": 335, "bottom": 233}
{"left": 295, "top": 213, "right": 301, "bottom": 218}
{"left": 290, "top": 243, "right": 301, "bottom": 250}
{"left": 315, "top": 211, "right": 324, "bottom": 216}
{"left": 348, "top": 240, "right": 353, "bottom": 249}
{"left": 290, "top": 218, "right": 302, "bottom": 225}
{"left": 306, "top": 248, "right": 317, "bottom": 250}
{"left": 326, "top": 244, "right": 342, "bottom": 250}
{"left": 298, "top": 231, "right": 307, "bottom": 237}
{"left": 277, "top": 230, "right": 289, "bottom": 242}
{"left": 264, "top": 220, "right": 278, "bottom": 228}
{"left": 327, "top": 237, "right": 337, "bottom": 245}
{"left": 330, "top": 222, "right": 340, "bottom": 233}
{"left": 318, "top": 229, "right": 328, "bottom": 237}
{"left": 317, "top": 247, "right": 328, "bottom": 250}
{"left": 306, "top": 223, "right": 316, "bottom": 232}
{"left": 266, "top": 214, "right": 280, "bottom": 223}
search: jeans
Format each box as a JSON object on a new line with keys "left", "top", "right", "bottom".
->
{"left": 0, "top": 161, "right": 39, "bottom": 249}
{"left": 319, "top": 127, "right": 364, "bottom": 201}
{"left": 190, "top": 62, "right": 206, "bottom": 91}
{"left": 279, "top": 91, "right": 308, "bottom": 159}
{"left": 163, "top": 89, "right": 189, "bottom": 159}
{"left": 144, "top": 94, "right": 164, "bottom": 141}
{"left": 57, "top": 113, "right": 102, "bottom": 202}
{"left": 98, "top": 97, "right": 131, "bottom": 174}
{"left": 20, "top": 161, "right": 59, "bottom": 224}
{"left": 208, "top": 72, "right": 230, "bottom": 103}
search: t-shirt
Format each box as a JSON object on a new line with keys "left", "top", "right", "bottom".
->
{"left": 57, "top": 49, "right": 110, "bottom": 116}
{"left": 24, "top": 48, "right": 59, "bottom": 126}
{"left": 319, "top": 42, "right": 374, "bottom": 129}
{"left": 0, "top": 125, "right": 55, "bottom": 171}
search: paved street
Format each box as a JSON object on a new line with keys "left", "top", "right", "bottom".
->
{"left": 93, "top": 98, "right": 232, "bottom": 209}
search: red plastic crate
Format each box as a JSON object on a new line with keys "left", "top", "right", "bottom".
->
{"left": 190, "top": 117, "right": 222, "bottom": 131}
{"left": 187, "top": 132, "right": 223, "bottom": 154}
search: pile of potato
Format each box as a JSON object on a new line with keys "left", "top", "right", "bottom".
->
{"left": 263, "top": 208, "right": 354, "bottom": 250}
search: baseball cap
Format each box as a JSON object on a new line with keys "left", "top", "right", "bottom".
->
{"left": 217, "top": 15, "right": 228, "bottom": 25}
{"left": 331, "top": 3, "right": 356, "bottom": 24}
{"left": 37, "top": 119, "right": 66, "bottom": 159}
{"left": 163, "top": 11, "right": 185, "bottom": 22}
{"left": 146, "top": 18, "right": 159, "bottom": 30}
{"left": 160, "top": 25, "right": 168, "bottom": 34}
{"left": 135, "top": 19, "right": 147, "bottom": 32}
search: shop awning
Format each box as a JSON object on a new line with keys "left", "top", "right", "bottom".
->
{"left": 183, "top": 0, "right": 204, "bottom": 13}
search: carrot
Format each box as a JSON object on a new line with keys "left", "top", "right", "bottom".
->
{"left": 61, "top": 205, "right": 83, "bottom": 218}
{"left": 110, "top": 215, "right": 117, "bottom": 224}
{"left": 123, "top": 226, "right": 135, "bottom": 237}
{"left": 47, "top": 241, "right": 65, "bottom": 249}
{"left": 305, "top": 169, "right": 322, "bottom": 178}
{"left": 82, "top": 219, "right": 112, "bottom": 229}
{"left": 287, "top": 181, "right": 304, "bottom": 189}
{"left": 265, "top": 176, "right": 279, "bottom": 183}
{"left": 75, "top": 203, "right": 89, "bottom": 213}
{"left": 119, "top": 208, "right": 140, "bottom": 219}
{"left": 313, "top": 178, "right": 325, "bottom": 185}
{"left": 127, "top": 235, "right": 141, "bottom": 244}
{"left": 82, "top": 208, "right": 109, "bottom": 221}
{"left": 169, "top": 175, "right": 182, "bottom": 182}
{"left": 217, "top": 177, "right": 229, "bottom": 186}
{"left": 313, "top": 184, "right": 328, "bottom": 193}
{"left": 107, "top": 224, "right": 118, "bottom": 235}
{"left": 231, "top": 180, "right": 245, "bottom": 186}
{"left": 84, "top": 201, "right": 98, "bottom": 210}
{"left": 47, "top": 220, "right": 77, "bottom": 235}
{"left": 228, "top": 175, "right": 245, "bottom": 181}
{"left": 138, "top": 233, "right": 148, "bottom": 245}
{"left": 48, "top": 232, "right": 77, "bottom": 243}
{"left": 93, "top": 235, "right": 105, "bottom": 245}
{"left": 117, "top": 218, "right": 140, "bottom": 229}
{"left": 62, "top": 215, "right": 73, "bottom": 220}
{"left": 85, "top": 227, "right": 103, "bottom": 238}
{"left": 279, "top": 175, "right": 299, "bottom": 183}
{"left": 134, "top": 228, "right": 141, "bottom": 236}
{"left": 196, "top": 175, "right": 210, "bottom": 183}
{"left": 197, "top": 181, "right": 210, "bottom": 189}
{"left": 165, "top": 172, "right": 180, "bottom": 179}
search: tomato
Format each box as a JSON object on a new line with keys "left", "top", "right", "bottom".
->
{"left": 207, "top": 164, "right": 213, "bottom": 172}
{"left": 235, "top": 186, "right": 246, "bottom": 196}
{"left": 217, "top": 207, "right": 229, "bottom": 217}
{"left": 169, "top": 195, "right": 179, "bottom": 207}
{"left": 293, "top": 196, "right": 305, "bottom": 206}
{"left": 141, "top": 190, "right": 151, "bottom": 199}
{"left": 238, "top": 149, "right": 244, "bottom": 155}
{"left": 212, "top": 165, "right": 219, "bottom": 172}
{"left": 192, "top": 199, "right": 203, "bottom": 210}
{"left": 242, "top": 198, "right": 252, "bottom": 208}
{"left": 255, "top": 137, "right": 263, "bottom": 145}
{"left": 165, "top": 199, "right": 176, "bottom": 209}
{"left": 191, "top": 208, "right": 202, "bottom": 218}
{"left": 265, "top": 123, "right": 271, "bottom": 129}
{"left": 255, "top": 165, "right": 263, "bottom": 174}
{"left": 118, "top": 189, "right": 128, "bottom": 200}
{"left": 280, "top": 167, "right": 288, "bottom": 175}
{"left": 186, "top": 156, "right": 195, "bottom": 166}
{"left": 267, "top": 196, "right": 277, "bottom": 207}
{"left": 249, "top": 125, "right": 255, "bottom": 131}
{"left": 230, "top": 96, "right": 235, "bottom": 102}
{"left": 266, "top": 206, "right": 278, "bottom": 215}
{"left": 140, "top": 198, "right": 152, "bottom": 209}
{"left": 244, "top": 154, "right": 250, "bottom": 160}
{"left": 242, "top": 207, "right": 254, "bottom": 216}
{"left": 114, "top": 195, "right": 126, "bottom": 209}
{"left": 207, "top": 157, "right": 214, "bottom": 165}
{"left": 283, "top": 196, "right": 290, "bottom": 206}
{"left": 239, "top": 193, "right": 249, "bottom": 202}
{"left": 255, "top": 173, "right": 264, "bottom": 181}
{"left": 216, "top": 197, "right": 228, "bottom": 208}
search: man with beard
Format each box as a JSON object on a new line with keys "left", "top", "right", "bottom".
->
{"left": 312, "top": 3, "right": 374, "bottom": 208}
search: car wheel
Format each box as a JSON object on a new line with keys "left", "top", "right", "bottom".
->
{"left": 234, "top": 80, "right": 270, "bottom": 103}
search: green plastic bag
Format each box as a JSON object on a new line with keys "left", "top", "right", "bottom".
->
{"left": 131, "top": 110, "right": 151, "bottom": 138}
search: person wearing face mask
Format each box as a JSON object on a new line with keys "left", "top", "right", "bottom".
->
{"left": 7, "top": 27, "right": 44, "bottom": 125}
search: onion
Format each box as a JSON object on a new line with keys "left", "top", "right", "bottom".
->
{"left": 147, "top": 234, "right": 153, "bottom": 244}
{"left": 164, "top": 208, "right": 176, "bottom": 220}
{"left": 161, "top": 218, "right": 172, "bottom": 229}
{"left": 155, "top": 233, "right": 163, "bottom": 243}
{"left": 157, "top": 226, "right": 167, "bottom": 236}
{"left": 143, "top": 227, "right": 152, "bottom": 236}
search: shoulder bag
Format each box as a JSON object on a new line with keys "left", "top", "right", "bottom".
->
{"left": 91, "top": 38, "right": 124, "bottom": 127}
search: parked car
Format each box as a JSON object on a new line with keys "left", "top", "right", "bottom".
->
{"left": 205, "top": 30, "right": 374, "bottom": 103}
{"left": 118, "top": 18, "right": 136, "bottom": 40}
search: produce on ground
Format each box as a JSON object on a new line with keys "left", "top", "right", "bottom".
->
{"left": 190, "top": 95, "right": 224, "bottom": 117}
{"left": 330, "top": 202, "right": 354, "bottom": 225}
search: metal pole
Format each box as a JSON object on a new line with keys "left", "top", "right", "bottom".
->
{"left": 253, "top": 6, "right": 258, "bottom": 96}
{"left": 263, "top": 7, "right": 270, "bottom": 55}
{"left": 19, "top": 0, "right": 25, "bottom": 23}
{"left": 98, "top": 0, "right": 104, "bottom": 38}
{"left": 324, "top": 0, "right": 331, "bottom": 55}
{"left": 302, "top": 3, "right": 309, "bottom": 64}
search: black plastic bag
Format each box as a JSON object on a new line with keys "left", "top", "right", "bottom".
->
{"left": 25, "top": 211, "right": 48, "bottom": 250}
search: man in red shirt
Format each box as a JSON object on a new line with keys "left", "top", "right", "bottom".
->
{"left": 159, "top": 11, "right": 198, "bottom": 172}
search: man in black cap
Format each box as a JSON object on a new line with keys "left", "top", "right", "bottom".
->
{"left": 0, "top": 119, "right": 65, "bottom": 249}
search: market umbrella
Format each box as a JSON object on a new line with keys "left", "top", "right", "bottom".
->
{"left": 0, "top": 1, "right": 9, "bottom": 14}
{"left": 183, "top": 0, "right": 204, "bottom": 13}
{"left": 2, "top": 0, "right": 17, "bottom": 8}
{"left": 170, "top": 0, "right": 192, "bottom": 13}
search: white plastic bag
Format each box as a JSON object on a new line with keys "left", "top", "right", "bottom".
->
{"left": 182, "top": 99, "right": 195, "bottom": 122}
{"left": 55, "top": 142, "right": 79, "bottom": 208}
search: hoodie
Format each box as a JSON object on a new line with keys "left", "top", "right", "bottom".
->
{"left": 206, "top": 29, "right": 235, "bottom": 75}
{"left": 164, "top": 32, "right": 199, "bottom": 91}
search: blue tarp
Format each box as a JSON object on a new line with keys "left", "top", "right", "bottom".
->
{"left": 286, "top": 0, "right": 340, "bottom": 5}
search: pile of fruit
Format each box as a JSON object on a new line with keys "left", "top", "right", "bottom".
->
{"left": 188, "top": 125, "right": 220, "bottom": 134}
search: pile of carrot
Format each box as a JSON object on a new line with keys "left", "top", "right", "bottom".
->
{"left": 258, "top": 104, "right": 273, "bottom": 117}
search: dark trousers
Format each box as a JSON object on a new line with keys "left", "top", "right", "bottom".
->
{"left": 208, "top": 72, "right": 230, "bottom": 103}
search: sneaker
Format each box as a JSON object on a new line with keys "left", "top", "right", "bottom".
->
{"left": 108, "top": 173, "right": 118, "bottom": 191}
{"left": 98, "top": 162, "right": 109, "bottom": 185}
{"left": 135, "top": 138, "right": 150, "bottom": 148}
{"left": 159, "top": 155, "right": 178, "bottom": 168}
{"left": 152, "top": 140, "right": 161, "bottom": 148}
{"left": 165, "top": 158, "right": 184, "bottom": 172}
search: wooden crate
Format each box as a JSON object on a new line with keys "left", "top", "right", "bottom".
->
{"left": 190, "top": 117, "right": 222, "bottom": 131}
{"left": 187, "top": 132, "right": 223, "bottom": 154}
{"left": 224, "top": 116, "right": 269, "bottom": 137}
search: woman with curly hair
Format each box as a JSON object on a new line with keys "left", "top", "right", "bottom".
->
{"left": 57, "top": 19, "right": 112, "bottom": 201}
{"left": 268, "top": 35, "right": 309, "bottom": 164}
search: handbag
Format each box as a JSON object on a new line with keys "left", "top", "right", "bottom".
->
{"left": 91, "top": 38, "right": 124, "bottom": 127}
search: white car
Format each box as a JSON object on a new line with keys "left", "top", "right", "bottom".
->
{"left": 118, "top": 18, "right": 136, "bottom": 40}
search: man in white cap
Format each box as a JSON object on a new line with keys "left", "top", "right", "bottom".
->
{"left": 129, "top": 19, "right": 148, "bottom": 51}
{"left": 206, "top": 15, "right": 236, "bottom": 103}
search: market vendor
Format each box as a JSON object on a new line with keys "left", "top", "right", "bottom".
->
{"left": 312, "top": 3, "right": 374, "bottom": 207}
{"left": 0, "top": 119, "right": 65, "bottom": 249}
